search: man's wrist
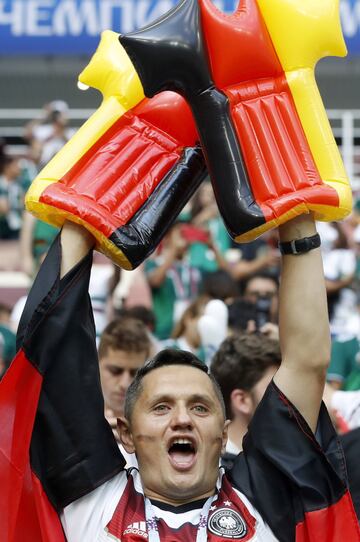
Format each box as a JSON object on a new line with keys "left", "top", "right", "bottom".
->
{"left": 60, "top": 221, "right": 95, "bottom": 277}
{"left": 278, "top": 213, "right": 317, "bottom": 243}
{"left": 279, "top": 233, "right": 321, "bottom": 255}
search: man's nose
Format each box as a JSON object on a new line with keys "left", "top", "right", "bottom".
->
{"left": 118, "top": 371, "right": 133, "bottom": 390}
{"left": 170, "top": 405, "right": 193, "bottom": 429}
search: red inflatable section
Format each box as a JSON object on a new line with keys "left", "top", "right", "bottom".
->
{"left": 295, "top": 491, "right": 360, "bottom": 542}
{"left": 39, "top": 92, "right": 198, "bottom": 238}
{"left": 200, "top": 0, "right": 339, "bottom": 222}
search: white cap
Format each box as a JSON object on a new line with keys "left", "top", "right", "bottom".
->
{"left": 48, "top": 100, "right": 69, "bottom": 113}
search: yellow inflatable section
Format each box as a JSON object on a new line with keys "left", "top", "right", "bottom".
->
{"left": 257, "top": 0, "right": 351, "bottom": 220}
{"left": 26, "top": 30, "right": 145, "bottom": 210}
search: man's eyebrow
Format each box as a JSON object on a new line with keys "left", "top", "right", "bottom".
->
{"left": 187, "top": 393, "right": 214, "bottom": 405}
{"left": 148, "top": 393, "right": 215, "bottom": 406}
{"left": 147, "top": 394, "right": 175, "bottom": 405}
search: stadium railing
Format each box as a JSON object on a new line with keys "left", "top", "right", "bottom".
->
{"left": 0, "top": 108, "right": 359, "bottom": 190}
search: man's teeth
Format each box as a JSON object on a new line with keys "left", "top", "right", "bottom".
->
{"left": 173, "top": 439, "right": 192, "bottom": 445}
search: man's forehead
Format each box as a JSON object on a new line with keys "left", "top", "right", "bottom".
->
{"left": 142, "top": 364, "right": 214, "bottom": 395}
{"left": 100, "top": 348, "right": 147, "bottom": 367}
{"left": 247, "top": 277, "right": 277, "bottom": 292}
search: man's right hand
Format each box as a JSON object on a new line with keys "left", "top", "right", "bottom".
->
{"left": 26, "top": 32, "right": 206, "bottom": 271}
{"left": 60, "top": 222, "right": 95, "bottom": 278}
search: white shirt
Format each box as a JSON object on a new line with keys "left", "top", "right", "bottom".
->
{"left": 61, "top": 470, "right": 279, "bottom": 542}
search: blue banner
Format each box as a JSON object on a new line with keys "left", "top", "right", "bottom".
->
{"left": 0, "top": 0, "right": 359, "bottom": 56}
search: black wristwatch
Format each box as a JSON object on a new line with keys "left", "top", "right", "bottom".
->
{"left": 279, "top": 233, "right": 321, "bottom": 255}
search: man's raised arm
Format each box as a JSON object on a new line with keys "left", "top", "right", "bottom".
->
{"left": 60, "top": 221, "right": 94, "bottom": 278}
{"left": 274, "top": 213, "right": 330, "bottom": 433}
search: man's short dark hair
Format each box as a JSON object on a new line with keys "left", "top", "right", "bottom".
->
{"left": 124, "top": 348, "right": 226, "bottom": 421}
{"left": 98, "top": 318, "right": 151, "bottom": 359}
{"left": 115, "top": 305, "right": 156, "bottom": 332}
{"left": 210, "top": 333, "right": 281, "bottom": 418}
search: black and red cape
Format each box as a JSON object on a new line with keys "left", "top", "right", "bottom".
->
{"left": 0, "top": 238, "right": 359, "bottom": 541}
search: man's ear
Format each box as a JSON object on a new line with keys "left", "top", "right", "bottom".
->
{"left": 230, "top": 388, "right": 253, "bottom": 416}
{"left": 221, "top": 419, "right": 231, "bottom": 455}
{"left": 117, "top": 417, "right": 135, "bottom": 454}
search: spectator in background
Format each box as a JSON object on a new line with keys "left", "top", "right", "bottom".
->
{"left": 98, "top": 317, "right": 151, "bottom": 419}
{"left": 116, "top": 305, "right": 156, "bottom": 332}
{"left": 0, "top": 155, "right": 24, "bottom": 239}
{"left": 24, "top": 100, "right": 72, "bottom": 169}
{"left": 98, "top": 317, "right": 151, "bottom": 461}
{"left": 188, "top": 180, "right": 232, "bottom": 272}
{"left": 163, "top": 296, "right": 209, "bottom": 361}
{"left": 319, "top": 221, "right": 357, "bottom": 337}
{"left": 211, "top": 333, "right": 281, "bottom": 465}
{"left": 243, "top": 271, "right": 279, "bottom": 326}
{"left": 20, "top": 211, "right": 59, "bottom": 277}
{"left": 227, "top": 296, "right": 280, "bottom": 340}
{"left": 144, "top": 222, "right": 204, "bottom": 340}
{"left": 320, "top": 221, "right": 360, "bottom": 391}
{"left": 228, "top": 232, "right": 281, "bottom": 284}
{"left": 114, "top": 305, "right": 160, "bottom": 357}
{"left": 327, "top": 332, "right": 360, "bottom": 391}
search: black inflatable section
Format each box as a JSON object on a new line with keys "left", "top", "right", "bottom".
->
{"left": 110, "top": 146, "right": 207, "bottom": 268}
{"left": 120, "top": 0, "right": 211, "bottom": 98}
{"left": 119, "top": 0, "right": 265, "bottom": 240}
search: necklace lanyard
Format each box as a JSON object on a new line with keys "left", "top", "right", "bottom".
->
{"left": 145, "top": 493, "right": 217, "bottom": 542}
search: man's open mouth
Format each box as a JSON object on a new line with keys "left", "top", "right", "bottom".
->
{"left": 167, "top": 438, "right": 197, "bottom": 471}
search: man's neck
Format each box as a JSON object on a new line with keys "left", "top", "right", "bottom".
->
{"left": 227, "top": 417, "right": 248, "bottom": 453}
{"left": 144, "top": 488, "right": 216, "bottom": 507}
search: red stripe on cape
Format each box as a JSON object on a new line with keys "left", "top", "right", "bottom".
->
{"left": 0, "top": 351, "right": 65, "bottom": 542}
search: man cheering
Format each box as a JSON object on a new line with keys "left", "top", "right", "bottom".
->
{"left": 4, "top": 213, "right": 358, "bottom": 541}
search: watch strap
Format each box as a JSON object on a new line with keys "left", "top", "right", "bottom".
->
{"left": 279, "top": 233, "right": 321, "bottom": 255}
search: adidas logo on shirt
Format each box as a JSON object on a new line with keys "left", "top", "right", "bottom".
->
{"left": 123, "top": 521, "right": 148, "bottom": 539}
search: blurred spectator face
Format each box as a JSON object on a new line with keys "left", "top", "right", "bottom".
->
{"left": 50, "top": 110, "right": 68, "bottom": 130}
{"left": 99, "top": 348, "right": 148, "bottom": 417}
{"left": 165, "top": 223, "right": 189, "bottom": 259}
{"left": 98, "top": 318, "right": 151, "bottom": 417}
{"left": 2, "top": 157, "right": 20, "bottom": 181}
{"left": 244, "top": 276, "right": 278, "bottom": 323}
